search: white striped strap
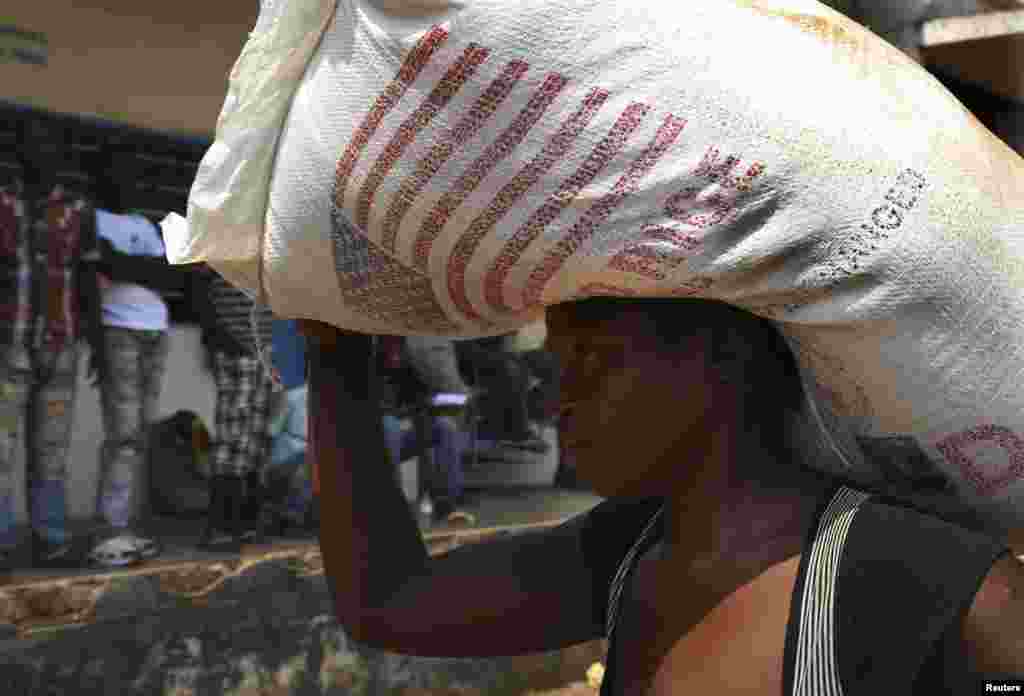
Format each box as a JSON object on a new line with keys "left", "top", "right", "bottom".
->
{"left": 790, "top": 486, "right": 872, "bottom": 696}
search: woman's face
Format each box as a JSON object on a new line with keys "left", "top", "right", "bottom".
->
{"left": 545, "top": 302, "right": 727, "bottom": 498}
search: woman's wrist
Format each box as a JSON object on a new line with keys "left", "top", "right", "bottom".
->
{"left": 299, "top": 319, "right": 363, "bottom": 351}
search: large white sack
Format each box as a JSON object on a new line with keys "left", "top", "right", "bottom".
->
{"left": 163, "top": 0, "right": 1024, "bottom": 530}
{"left": 161, "top": 0, "right": 338, "bottom": 291}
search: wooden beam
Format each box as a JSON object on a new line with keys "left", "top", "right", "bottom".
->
{"left": 922, "top": 26, "right": 1024, "bottom": 102}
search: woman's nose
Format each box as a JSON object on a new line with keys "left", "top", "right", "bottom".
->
{"left": 557, "top": 399, "right": 578, "bottom": 419}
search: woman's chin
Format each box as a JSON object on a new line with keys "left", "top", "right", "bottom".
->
{"left": 574, "top": 462, "right": 662, "bottom": 499}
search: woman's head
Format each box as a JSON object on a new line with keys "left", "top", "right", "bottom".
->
{"left": 545, "top": 297, "right": 804, "bottom": 498}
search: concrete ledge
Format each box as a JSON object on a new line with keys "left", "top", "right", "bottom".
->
{"left": 0, "top": 518, "right": 578, "bottom": 635}
{"left": 0, "top": 518, "right": 607, "bottom": 695}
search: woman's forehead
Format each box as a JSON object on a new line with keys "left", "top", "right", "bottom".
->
{"left": 546, "top": 302, "right": 606, "bottom": 334}
{"left": 546, "top": 302, "right": 649, "bottom": 343}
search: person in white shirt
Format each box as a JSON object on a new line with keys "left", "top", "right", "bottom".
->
{"left": 87, "top": 209, "right": 171, "bottom": 567}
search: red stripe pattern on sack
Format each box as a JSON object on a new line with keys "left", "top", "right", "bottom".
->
{"left": 480, "top": 99, "right": 647, "bottom": 316}
{"left": 413, "top": 71, "right": 569, "bottom": 273}
{"left": 609, "top": 223, "right": 702, "bottom": 281}
{"left": 330, "top": 26, "right": 746, "bottom": 332}
{"left": 520, "top": 113, "right": 687, "bottom": 310}
{"left": 356, "top": 43, "right": 491, "bottom": 239}
{"left": 334, "top": 26, "right": 449, "bottom": 206}
{"left": 380, "top": 59, "right": 529, "bottom": 255}
{"left": 444, "top": 87, "right": 610, "bottom": 322}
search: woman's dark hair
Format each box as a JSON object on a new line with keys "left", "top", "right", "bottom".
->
{"left": 571, "top": 296, "right": 806, "bottom": 467}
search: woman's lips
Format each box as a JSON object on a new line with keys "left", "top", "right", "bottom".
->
{"left": 558, "top": 410, "right": 592, "bottom": 451}
{"left": 560, "top": 433, "right": 592, "bottom": 451}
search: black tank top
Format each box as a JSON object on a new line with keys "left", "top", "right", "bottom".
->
{"left": 588, "top": 487, "right": 1008, "bottom": 695}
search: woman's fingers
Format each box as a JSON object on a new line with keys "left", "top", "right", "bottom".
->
{"left": 297, "top": 319, "right": 361, "bottom": 348}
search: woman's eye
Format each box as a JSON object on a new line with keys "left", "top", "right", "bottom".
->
{"left": 580, "top": 350, "right": 602, "bottom": 375}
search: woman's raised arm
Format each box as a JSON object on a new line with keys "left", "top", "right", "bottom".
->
{"left": 306, "top": 324, "right": 610, "bottom": 657}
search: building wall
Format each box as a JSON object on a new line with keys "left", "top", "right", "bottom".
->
{"left": 1, "top": 0, "right": 258, "bottom": 137}
{"left": 67, "top": 325, "right": 216, "bottom": 521}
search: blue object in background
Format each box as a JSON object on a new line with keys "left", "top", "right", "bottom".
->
{"left": 269, "top": 319, "right": 312, "bottom": 519}
{"left": 271, "top": 320, "right": 307, "bottom": 390}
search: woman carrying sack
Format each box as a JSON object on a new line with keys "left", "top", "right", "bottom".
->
{"left": 164, "top": 0, "right": 1024, "bottom": 691}
{"left": 301, "top": 308, "right": 1023, "bottom": 695}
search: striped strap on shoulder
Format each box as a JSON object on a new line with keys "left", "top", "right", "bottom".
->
{"left": 789, "top": 486, "right": 872, "bottom": 696}
{"left": 605, "top": 504, "right": 665, "bottom": 639}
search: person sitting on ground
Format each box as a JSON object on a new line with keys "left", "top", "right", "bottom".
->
{"left": 381, "top": 335, "right": 473, "bottom": 523}
{"left": 457, "top": 334, "right": 550, "bottom": 453}
{"left": 301, "top": 299, "right": 1024, "bottom": 695}
{"left": 146, "top": 410, "right": 213, "bottom": 519}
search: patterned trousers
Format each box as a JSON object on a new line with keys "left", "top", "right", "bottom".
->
{"left": 97, "top": 328, "right": 169, "bottom": 528}
{"left": 211, "top": 351, "right": 276, "bottom": 478}
{"left": 0, "top": 344, "right": 79, "bottom": 547}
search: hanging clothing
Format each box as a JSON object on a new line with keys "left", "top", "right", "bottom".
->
{"left": 0, "top": 179, "right": 102, "bottom": 549}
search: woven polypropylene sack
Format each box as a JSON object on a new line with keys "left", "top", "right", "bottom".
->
{"left": 163, "top": 0, "right": 1024, "bottom": 529}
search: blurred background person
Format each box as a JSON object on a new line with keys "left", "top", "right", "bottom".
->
{"left": 84, "top": 206, "right": 178, "bottom": 567}
{"left": 0, "top": 117, "right": 104, "bottom": 570}
{"left": 457, "top": 334, "right": 551, "bottom": 454}
{"left": 191, "top": 264, "right": 276, "bottom": 551}
{"left": 380, "top": 336, "right": 473, "bottom": 523}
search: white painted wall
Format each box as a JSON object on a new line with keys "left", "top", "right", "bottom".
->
{"left": 63, "top": 324, "right": 557, "bottom": 521}
{"left": 66, "top": 324, "right": 215, "bottom": 520}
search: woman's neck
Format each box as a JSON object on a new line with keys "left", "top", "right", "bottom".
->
{"left": 658, "top": 410, "right": 827, "bottom": 603}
